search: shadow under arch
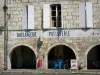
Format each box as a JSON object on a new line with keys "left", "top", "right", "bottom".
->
{"left": 8, "top": 44, "right": 37, "bottom": 69}
{"left": 85, "top": 43, "right": 100, "bottom": 69}
{"left": 87, "top": 45, "right": 100, "bottom": 69}
{"left": 46, "top": 43, "right": 77, "bottom": 58}
{"left": 45, "top": 43, "right": 77, "bottom": 69}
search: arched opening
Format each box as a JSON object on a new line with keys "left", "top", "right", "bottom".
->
{"left": 87, "top": 45, "right": 100, "bottom": 69}
{"left": 48, "top": 45, "right": 76, "bottom": 69}
{"left": 11, "top": 45, "right": 36, "bottom": 69}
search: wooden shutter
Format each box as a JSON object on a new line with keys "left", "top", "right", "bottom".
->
{"left": 79, "top": 2, "right": 86, "bottom": 28}
{"left": 86, "top": 2, "right": 93, "bottom": 28}
{"left": 22, "top": 6, "right": 28, "bottom": 30}
{"left": 43, "top": 4, "right": 50, "bottom": 29}
{"left": 79, "top": 2, "right": 93, "bottom": 28}
{"left": 28, "top": 5, "right": 34, "bottom": 29}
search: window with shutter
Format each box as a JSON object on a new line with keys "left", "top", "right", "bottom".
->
{"left": 22, "top": 5, "right": 34, "bottom": 30}
{"left": 79, "top": 2, "right": 93, "bottom": 28}
{"left": 43, "top": 4, "right": 62, "bottom": 29}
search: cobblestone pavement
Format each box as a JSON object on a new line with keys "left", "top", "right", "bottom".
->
{"left": 0, "top": 69, "right": 100, "bottom": 75}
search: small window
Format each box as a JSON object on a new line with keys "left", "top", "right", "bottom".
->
{"left": 50, "top": 4, "right": 62, "bottom": 28}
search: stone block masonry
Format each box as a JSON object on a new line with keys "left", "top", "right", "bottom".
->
{"left": 0, "top": 0, "right": 99, "bottom": 70}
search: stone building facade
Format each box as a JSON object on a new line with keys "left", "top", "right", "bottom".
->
{"left": 0, "top": 0, "right": 100, "bottom": 70}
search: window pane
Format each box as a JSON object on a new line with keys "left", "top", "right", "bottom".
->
{"left": 58, "top": 17, "right": 61, "bottom": 22}
{"left": 58, "top": 11, "right": 61, "bottom": 16}
{"left": 57, "top": 22, "right": 61, "bottom": 27}
{"left": 52, "top": 11, "right": 56, "bottom": 16}
{"left": 57, "top": 4, "right": 61, "bottom": 10}
{"left": 51, "top": 6, "right": 56, "bottom": 10}
{"left": 52, "top": 17, "right": 56, "bottom": 21}
{"left": 54, "top": 21, "right": 56, "bottom": 27}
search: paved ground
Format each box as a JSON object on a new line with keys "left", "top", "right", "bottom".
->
{"left": 0, "top": 73, "right": 99, "bottom": 75}
{"left": 0, "top": 69, "right": 100, "bottom": 75}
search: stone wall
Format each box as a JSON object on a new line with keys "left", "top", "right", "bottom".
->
{"left": 0, "top": 0, "right": 100, "bottom": 70}
{"left": 7, "top": 0, "right": 100, "bottom": 30}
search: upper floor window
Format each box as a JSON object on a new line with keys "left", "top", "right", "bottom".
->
{"left": 51, "top": 4, "right": 61, "bottom": 28}
{"left": 43, "top": 4, "right": 62, "bottom": 29}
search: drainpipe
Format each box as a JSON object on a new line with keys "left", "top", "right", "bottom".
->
{"left": 3, "top": 0, "right": 8, "bottom": 70}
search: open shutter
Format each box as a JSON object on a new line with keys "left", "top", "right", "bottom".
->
{"left": 86, "top": 2, "right": 93, "bottom": 28}
{"left": 43, "top": 4, "right": 50, "bottom": 29}
{"left": 22, "top": 6, "right": 28, "bottom": 30}
{"left": 28, "top": 5, "right": 34, "bottom": 29}
{"left": 79, "top": 2, "right": 93, "bottom": 28}
{"left": 79, "top": 2, "right": 86, "bottom": 28}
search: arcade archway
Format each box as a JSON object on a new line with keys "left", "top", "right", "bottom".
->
{"left": 10, "top": 45, "right": 36, "bottom": 69}
{"left": 87, "top": 45, "right": 100, "bottom": 69}
{"left": 48, "top": 45, "right": 76, "bottom": 69}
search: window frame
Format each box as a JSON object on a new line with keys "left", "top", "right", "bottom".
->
{"left": 50, "top": 4, "right": 63, "bottom": 28}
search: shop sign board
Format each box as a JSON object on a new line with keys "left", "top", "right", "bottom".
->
{"left": 43, "top": 29, "right": 100, "bottom": 38}
{"left": 10, "top": 31, "right": 41, "bottom": 38}
{"left": 70, "top": 59, "right": 78, "bottom": 70}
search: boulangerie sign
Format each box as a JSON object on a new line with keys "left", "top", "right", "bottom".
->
{"left": 10, "top": 31, "right": 41, "bottom": 38}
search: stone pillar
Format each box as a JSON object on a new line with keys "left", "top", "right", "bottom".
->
{"left": 7, "top": 55, "right": 11, "bottom": 69}
{"left": 44, "top": 54, "right": 47, "bottom": 69}
{"left": 78, "top": 56, "right": 87, "bottom": 70}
